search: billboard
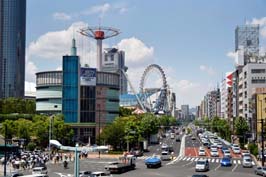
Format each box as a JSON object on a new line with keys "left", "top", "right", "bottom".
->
{"left": 80, "top": 68, "right": 96, "bottom": 86}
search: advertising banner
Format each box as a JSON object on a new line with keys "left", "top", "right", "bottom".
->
{"left": 80, "top": 68, "right": 96, "bottom": 86}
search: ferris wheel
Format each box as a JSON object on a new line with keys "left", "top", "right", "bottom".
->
{"left": 139, "top": 64, "right": 169, "bottom": 114}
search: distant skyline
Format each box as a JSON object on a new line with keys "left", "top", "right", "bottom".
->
{"left": 25, "top": 0, "right": 266, "bottom": 107}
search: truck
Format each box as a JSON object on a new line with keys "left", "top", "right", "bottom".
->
{"left": 105, "top": 154, "right": 136, "bottom": 174}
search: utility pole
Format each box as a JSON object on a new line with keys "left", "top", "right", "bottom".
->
{"left": 262, "top": 119, "right": 265, "bottom": 166}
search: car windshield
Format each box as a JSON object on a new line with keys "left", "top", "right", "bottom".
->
{"left": 200, "top": 149, "right": 204, "bottom": 152}
{"left": 212, "top": 149, "right": 217, "bottom": 152}
{"left": 197, "top": 161, "right": 206, "bottom": 165}
{"left": 244, "top": 158, "right": 251, "bottom": 162}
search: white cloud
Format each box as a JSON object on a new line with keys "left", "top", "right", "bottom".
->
{"left": 119, "top": 7, "right": 128, "bottom": 14}
{"left": 56, "top": 66, "right": 62, "bottom": 71}
{"left": 199, "top": 65, "right": 216, "bottom": 75}
{"left": 26, "top": 60, "right": 38, "bottom": 82}
{"left": 227, "top": 51, "right": 237, "bottom": 59}
{"left": 116, "top": 37, "right": 154, "bottom": 67}
{"left": 53, "top": 12, "right": 71, "bottom": 21}
{"left": 82, "top": 3, "right": 111, "bottom": 18}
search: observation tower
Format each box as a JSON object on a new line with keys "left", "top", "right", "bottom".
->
{"left": 80, "top": 26, "right": 120, "bottom": 71}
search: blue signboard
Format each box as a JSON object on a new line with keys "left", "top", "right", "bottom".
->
{"left": 80, "top": 68, "right": 97, "bottom": 86}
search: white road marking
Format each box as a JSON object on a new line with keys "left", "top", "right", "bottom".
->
{"left": 211, "top": 159, "right": 215, "bottom": 163}
{"left": 233, "top": 160, "right": 237, "bottom": 164}
{"left": 238, "top": 160, "right": 241, "bottom": 164}
{"left": 252, "top": 161, "right": 255, "bottom": 166}
{"left": 216, "top": 159, "right": 219, "bottom": 163}
{"left": 183, "top": 157, "right": 187, "bottom": 161}
{"left": 232, "top": 164, "right": 238, "bottom": 172}
{"left": 208, "top": 158, "right": 211, "bottom": 162}
{"left": 187, "top": 157, "right": 191, "bottom": 161}
{"left": 191, "top": 158, "right": 195, "bottom": 161}
{"left": 195, "top": 158, "right": 199, "bottom": 161}
{"left": 214, "top": 164, "right": 221, "bottom": 171}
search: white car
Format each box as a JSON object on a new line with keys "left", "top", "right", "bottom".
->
{"left": 211, "top": 149, "right": 219, "bottom": 157}
{"left": 223, "top": 150, "right": 231, "bottom": 158}
{"left": 210, "top": 145, "right": 217, "bottom": 151}
{"left": 217, "top": 143, "right": 223, "bottom": 149}
{"left": 198, "top": 149, "right": 206, "bottom": 156}
{"left": 195, "top": 159, "right": 209, "bottom": 172}
{"left": 91, "top": 171, "right": 112, "bottom": 177}
{"left": 233, "top": 147, "right": 241, "bottom": 154}
{"left": 32, "top": 167, "right": 48, "bottom": 175}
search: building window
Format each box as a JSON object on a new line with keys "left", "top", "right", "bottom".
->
{"left": 251, "top": 79, "right": 266, "bottom": 84}
{"left": 244, "top": 71, "right": 247, "bottom": 79}
{"left": 244, "top": 104, "right": 247, "bottom": 111}
{"left": 244, "top": 91, "right": 247, "bottom": 98}
{"left": 244, "top": 82, "right": 247, "bottom": 88}
{"left": 251, "top": 69, "right": 266, "bottom": 73}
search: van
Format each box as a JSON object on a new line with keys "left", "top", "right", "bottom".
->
{"left": 161, "top": 151, "right": 171, "bottom": 161}
{"left": 32, "top": 167, "right": 48, "bottom": 175}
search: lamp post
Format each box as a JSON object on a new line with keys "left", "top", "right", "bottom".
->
{"left": 4, "top": 124, "right": 7, "bottom": 177}
{"left": 74, "top": 143, "right": 79, "bottom": 177}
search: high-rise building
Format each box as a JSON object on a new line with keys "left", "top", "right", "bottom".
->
{"left": 181, "top": 105, "right": 189, "bottom": 119}
{"left": 102, "top": 48, "right": 128, "bottom": 95}
{"left": 0, "top": 0, "right": 26, "bottom": 98}
{"left": 235, "top": 25, "right": 259, "bottom": 64}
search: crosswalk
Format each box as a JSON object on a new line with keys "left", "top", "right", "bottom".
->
{"left": 174, "top": 156, "right": 255, "bottom": 165}
{"left": 138, "top": 155, "right": 255, "bottom": 166}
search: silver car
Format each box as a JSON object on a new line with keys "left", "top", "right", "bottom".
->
{"left": 242, "top": 157, "right": 253, "bottom": 168}
{"left": 195, "top": 159, "right": 209, "bottom": 172}
{"left": 254, "top": 166, "right": 266, "bottom": 176}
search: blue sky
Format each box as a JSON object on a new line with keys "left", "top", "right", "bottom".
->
{"left": 26, "top": 0, "right": 266, "bottom": 107}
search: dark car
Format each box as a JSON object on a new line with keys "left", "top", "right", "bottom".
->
{"left": 130, "top": 149, "right": 143, "bottom": 157}
{"left": 176, "top": 136, "right": 181, "bottom": 142}
{"left": 192, "top": 175, "right": 209, "bottom": 177}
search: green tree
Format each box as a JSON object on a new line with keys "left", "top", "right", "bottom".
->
{"left": 119, "top": 107, "right": 132, "bottom": 117}
{"left": 234, "top": 117, "right": 249, "bottom": 147}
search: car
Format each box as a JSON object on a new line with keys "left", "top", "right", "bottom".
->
{"left": 10, "top": 172, "right": 24, "bottom": 177}
{"left": 161, "top": 151, "right": 171, "bottom": 161}
{"left": 254, "top": 166, "right": 266, "bottom": 176}
{"left": 233, "top": 147, "right": 241, "bottom": 154}
{"left": 210, "top": 145, "right": 217, "bottom": 151}
{"left": 32, "top": 167, "right": 48, "bottom": 175}
{"left": 79, "top": 171, "right": 92, "bottom": 177}
{"left": 91, "top": 171, "right": 112, "bottom": 177}
{"left": 231, "top": 143, "right": 239, "bottom": 149}
{"left": 130, "top": 148, "right": 143, "bottom": 157}
{"left": 221, "top": 146, "right": 229, "bottom": 153}
{"left": 217, "top": 142, "right": 223, "bottom": 149}
{"left": 170, "top": 133, "right": 175, "bottom": 139}
{"left": 192, "top": 175, "right": 209, "bottom": 177}
{"left": 145, "top": 155, "right": 162, "bottom": 168}
{"left": 210, "top": 149, "right": 219, "bottom": 157}
{"left": 195, "top": 159, "right": 209, "bottom": 172}
{"left": 220, "top": 157, "right": 232, "bottom": 166}
{"left": 241, "top": 150, "right": 251, "bottom": 157}
{"left": 198, "top": 149, "right": 206, "bottom": 156}
{"left": 223, "top": 150, "right": 231, "bottom": 158}
{"left": 191, "top": 136, "right": 196, "bottom": 140}
{"left": 242, "top": 156, "right": 253, "bottom": 168}
{"left": 176, "top": 136, "right": 181, "bottom": 142}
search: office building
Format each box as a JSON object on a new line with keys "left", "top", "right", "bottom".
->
{"left": 102, "top": 48, "right": 128, "bottom": 95}
{"left": 235, "top": 25, "right": 259, "bottom": 65}
{"left": 181, "top": 105, "right": 189, "bottom": 119}
{"left": 0, "top": 0, "right": 26, "bottom": 98}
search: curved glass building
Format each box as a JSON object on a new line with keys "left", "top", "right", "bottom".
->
{"left": 36, "top": 71, "right": 62, "bottom": 114}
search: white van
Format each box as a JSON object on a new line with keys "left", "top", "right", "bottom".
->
{"left": 170, "top": 133, "right": 175, "bottom": 139}
{"left": 161, "top": 151, "right": 171, "bottom": 161}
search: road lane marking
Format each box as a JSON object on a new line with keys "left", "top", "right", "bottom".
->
{"left": 191, "top": 158, "right": 195, "bottom": 161}
{"left": 182, "top": 161, "right": 194, "bottom": 167}
{"left": 195, "top": 158, "right": 198, "bottom": 161}
{"left": 252, "top": 161, "right": 255, "bottom": 166}
{"left": 216, "top": 159, "right": 219, "bottom": 163}
{"left": 232, "top": 164, "right": 238, "bottom": 172}
{"left": 187, "top": 157, "right": 191, "bottom": 161}
{"left": 211, "top": 159, "right": 215, "bottom": 163}
{"left": 233, "top": 160, "right": 236, "bottom": 164}
{"left": 214, "top": 164, "right": 221, "bottom": 171}
{"left": 183, "top": 157, "right": 187, "bottom": 160}
{"left": 208, "top": 158, "right": 211, "bottom": 162}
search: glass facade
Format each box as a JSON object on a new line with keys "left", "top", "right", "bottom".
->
{"left": 0, "top": 0, "right": 26, "bottom": 98}
{"left": 80, "top": 86, "right": 96, "bottom": 122}
{"left": 62, "top": 56, "right": 79, "bottom": 123}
